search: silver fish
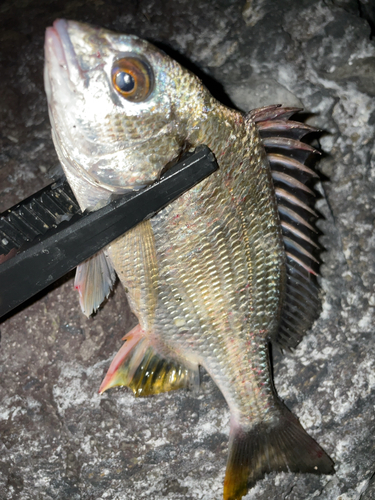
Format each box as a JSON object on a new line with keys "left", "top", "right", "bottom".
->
{"left": 44, "top": 19, "right": 334, "bottom": 499}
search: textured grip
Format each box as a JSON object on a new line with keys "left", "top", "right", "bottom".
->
{"left": 0, "top": 181, "right": 80, "bottom": 255}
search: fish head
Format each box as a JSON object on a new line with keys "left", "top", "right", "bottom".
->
{"left": 44, "top": 19, "right": 211, "bottom": 205}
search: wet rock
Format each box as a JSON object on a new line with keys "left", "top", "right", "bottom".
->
{"left": 0, "top": 1, "right": 374, "bottom": 499}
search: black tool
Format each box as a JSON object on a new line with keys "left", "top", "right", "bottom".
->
{"left": 0, "top": 146, "right": 218, "bottom": 318}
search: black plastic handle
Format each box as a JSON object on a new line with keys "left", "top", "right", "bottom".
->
{"left": 0, "top": 146, "right": 218, "bottom": 318}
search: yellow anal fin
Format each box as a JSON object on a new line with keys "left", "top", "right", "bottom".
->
{"left": 99, "top": 325, "right": 199, "bottom": 397}
{"left": 129, "top": 346, "right": 198, "bottom": 397}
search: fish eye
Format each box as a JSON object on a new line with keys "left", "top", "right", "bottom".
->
{"left": 111, "top": 57, "right": 153, "bottom": 102}
{"left": 115, "top": 72, "right": 135, "bottom": 93}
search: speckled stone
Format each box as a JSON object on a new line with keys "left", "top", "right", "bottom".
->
{"left": 0, "top": 1, "right": 374, "bottom": 499}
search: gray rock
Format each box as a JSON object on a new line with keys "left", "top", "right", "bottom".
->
{"left": 0, "top": 1, "right": 374, "bottom": 499}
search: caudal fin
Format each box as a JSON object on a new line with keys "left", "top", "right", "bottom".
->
{"left": 223, "top": 402, "right": 334, "bottom": 500}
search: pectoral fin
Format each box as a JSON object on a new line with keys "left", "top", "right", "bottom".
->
{"left": 99, "top": 324, "right": 199, "bottom": 397}
{"left": 74, "top": 250, "right": 116, "bottom": 317}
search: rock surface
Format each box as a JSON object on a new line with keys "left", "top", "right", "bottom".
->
{"left": 0, "top": 1, "right": 374, "bottom": 499}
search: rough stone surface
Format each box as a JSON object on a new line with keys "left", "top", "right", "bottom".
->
{"left": 1, "top": 1, "right": 374, "bottom": 499}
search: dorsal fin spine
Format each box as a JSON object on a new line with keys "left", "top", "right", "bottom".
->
{"left": 276, "top": 188, "right": 318, "bottom": 216}
{"left": 281, "top": 221, "right": 319, "bottom": 248}
{"left": 247, "top": 105, "right": 321, "bottom": 349}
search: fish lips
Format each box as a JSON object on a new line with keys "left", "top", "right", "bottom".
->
{"left": 45, "top": 19, "right": 83, "bottom": 89}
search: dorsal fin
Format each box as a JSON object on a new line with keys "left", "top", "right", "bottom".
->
{"left": 247, "top": 105, "right": 321, "bottom": 349}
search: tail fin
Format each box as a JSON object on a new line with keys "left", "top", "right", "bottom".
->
{"left": 223, "top": 402, "right": 334, "bottom": 500}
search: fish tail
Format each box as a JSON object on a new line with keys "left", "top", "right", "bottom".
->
{"left": 223, "top": 401, "right": 334, "bottom": 500}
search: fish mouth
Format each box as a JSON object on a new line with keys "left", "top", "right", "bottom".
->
{"left": 45, "top": 19, "right": 83, "bottom": 87}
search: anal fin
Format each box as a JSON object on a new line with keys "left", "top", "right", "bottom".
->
{"left": 224, "top": 401, "right": 334, "bottom": 500}
{"left": 99, "top": 325, "right": 199, "bottom": 397}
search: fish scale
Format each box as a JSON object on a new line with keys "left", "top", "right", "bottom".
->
{"left": 44, "top": 19, "right": 334, "bottom": 499}
{"left": 141, "top": 113, "right": 284, "bottom": 429}
{"left": 109, "top": 221, "right": 158, "bottom": 332}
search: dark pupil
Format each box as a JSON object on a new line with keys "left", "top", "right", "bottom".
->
{"left": 115, "top": 71, "right": 135, "bottom": 92}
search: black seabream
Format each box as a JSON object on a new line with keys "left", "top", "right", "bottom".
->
{"left": 44, "top": 19, "right": 334, "bottom": 499}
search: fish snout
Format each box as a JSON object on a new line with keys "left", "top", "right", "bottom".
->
{"left": 44, "top": 19, "right": 83, "bottom": 87}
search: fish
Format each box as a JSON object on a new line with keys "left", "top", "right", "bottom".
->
{"left": 44, "top": 19, "right": 334, "bottom": 499}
